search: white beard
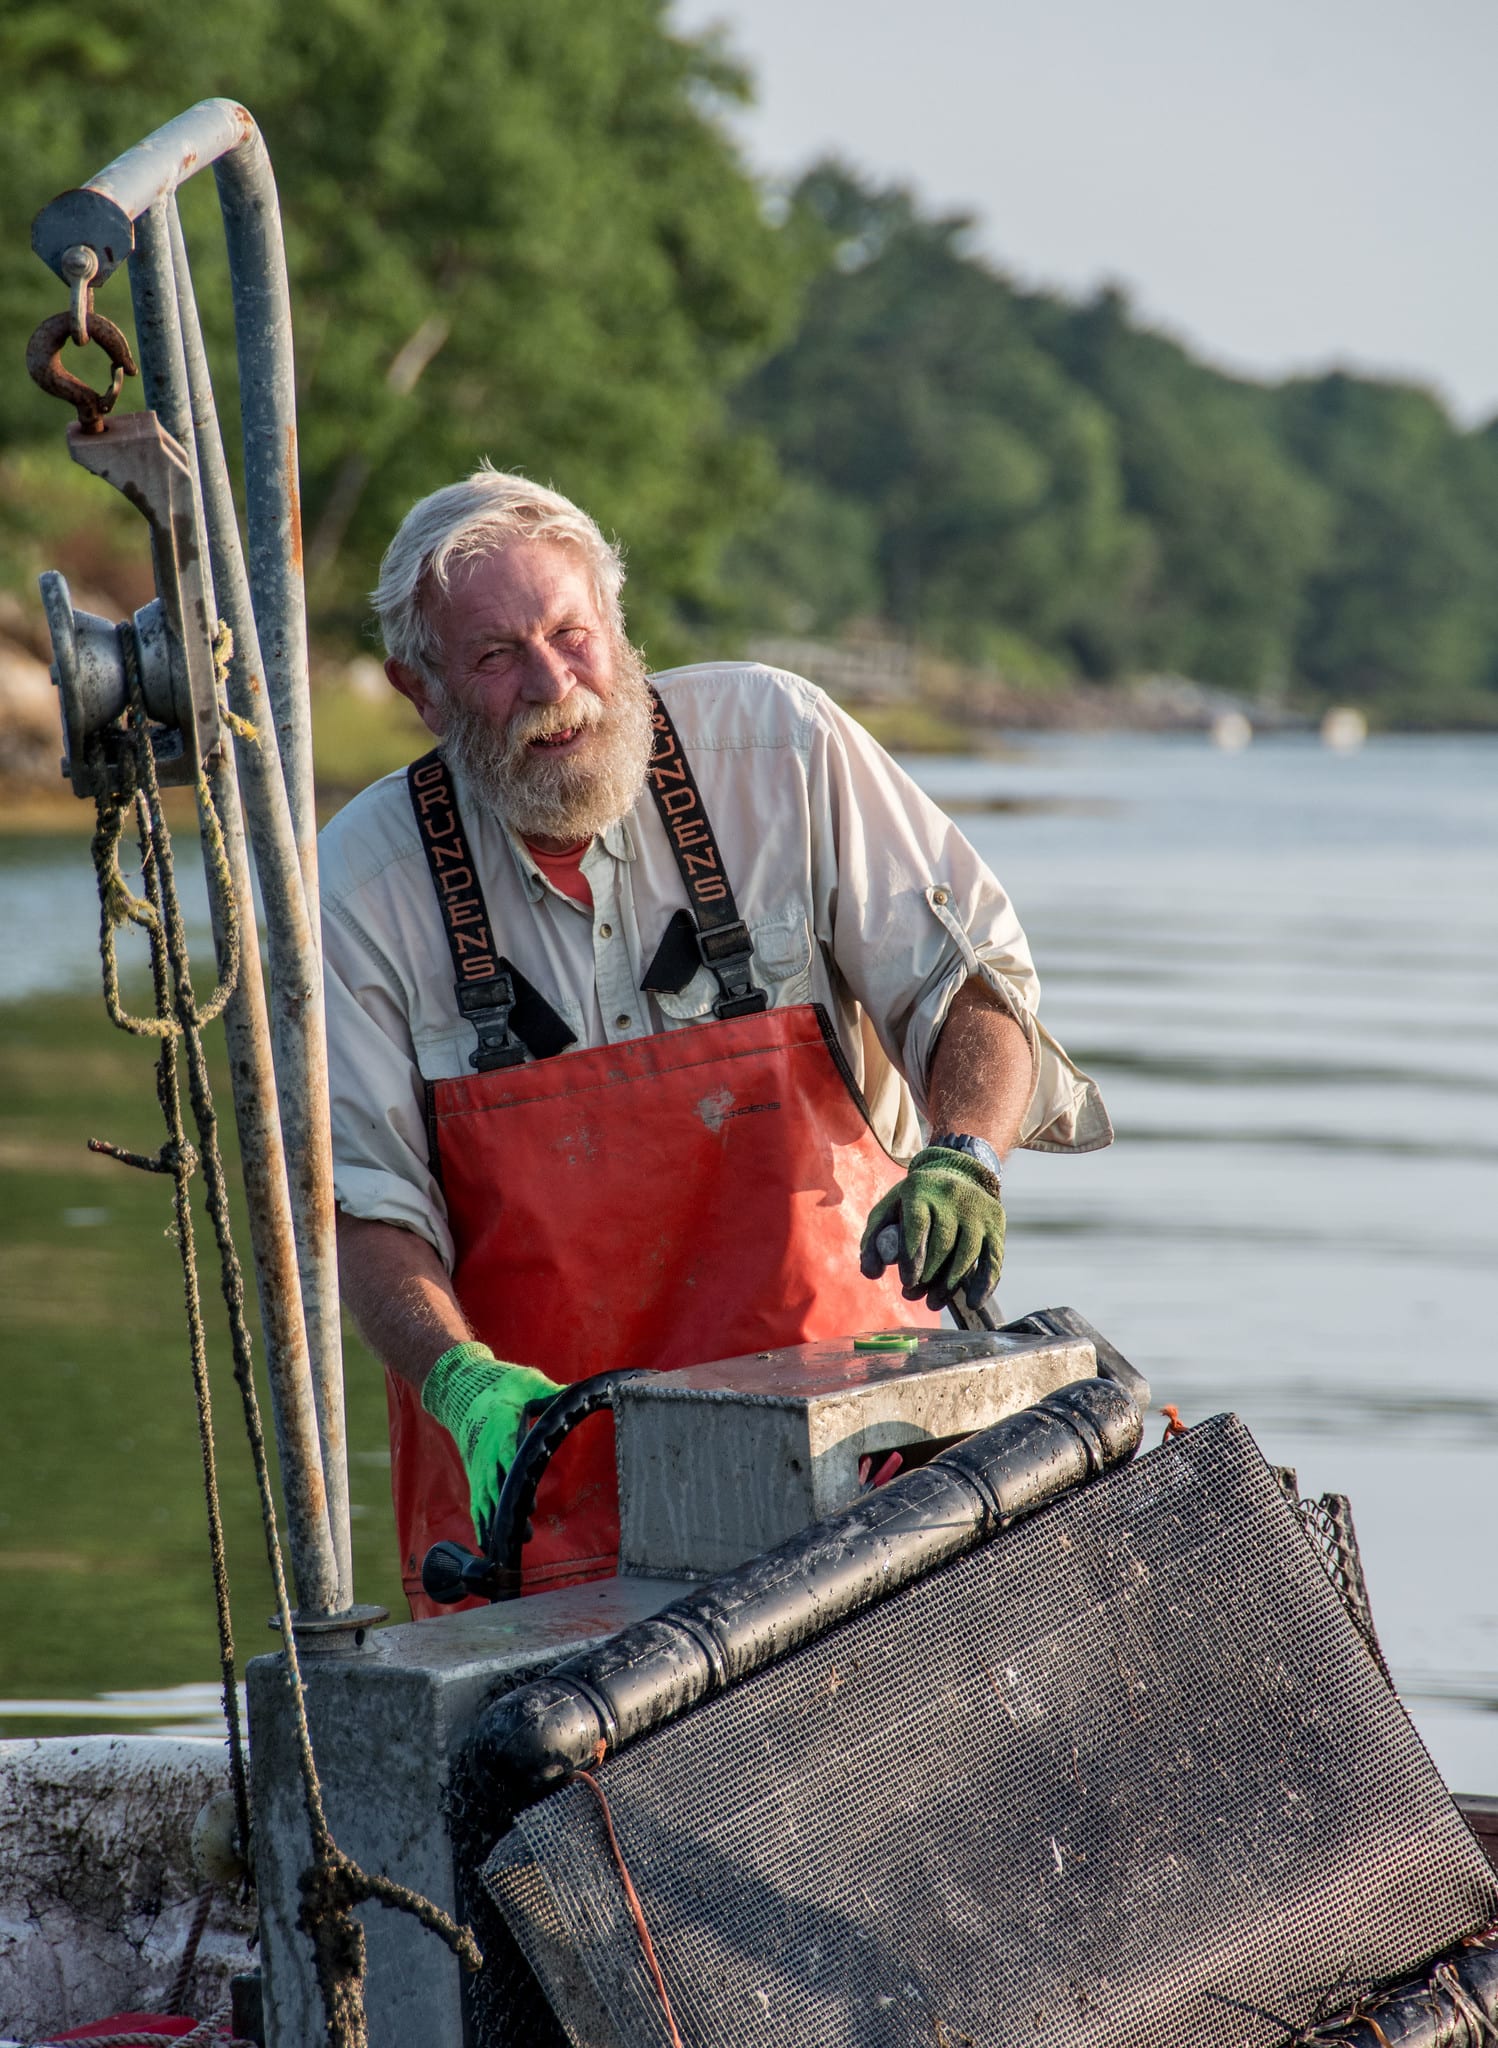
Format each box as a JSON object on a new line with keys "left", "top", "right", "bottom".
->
{"left": 439, "top": 640, "right": 653, "bottom": 842}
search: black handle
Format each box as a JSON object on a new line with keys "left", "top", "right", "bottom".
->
{"left": 420, "top": 1538, "right": 500, "bottom": 1606}
{"left": 872, "top": 1220, "right": 1000, "bottom": 1330}
{"left": 484, "top": 1367, "right": 653, "bottom": 1598}
{"left": 418, "top": 1366, "right": 653, "bottom": 1606}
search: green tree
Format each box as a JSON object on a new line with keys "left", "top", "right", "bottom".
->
{"left": 1030, "top": 286, "right": 1329, "bottom": 691}
{"left": 733, "top": 163, "right": 1498, "bottom": 721}
{"left": 0, "top": 0, "right": 797, "bottom": 654}
{"left": 736, "top": 166, "right": 1137, "bottom": 672}
{"left": 718, "top": 474, "right": 883, "bottom": 636}
{"left": 1273, "top": 373, "right": 1498, "bottom": 717}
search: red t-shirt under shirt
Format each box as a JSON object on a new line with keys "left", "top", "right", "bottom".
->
{"left": 522, "top": 835, "right": 593, "bottom": 909}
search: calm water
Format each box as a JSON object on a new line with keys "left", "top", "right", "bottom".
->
{"left": 936, "top": 732, "right": 1498, "bottom": 1790}
{"left": 2, "top": 732, "right": 1495, "bottom": 1783}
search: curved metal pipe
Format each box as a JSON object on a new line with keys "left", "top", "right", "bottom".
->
{"left": 32, "top": 100, "right": 317, "bottom": 891}
{"left": 32, "top": 99, "right": 256, "bottom": 285}
{"left": 420, "top": 1370, "right": 650, "bottom": 1607}
{"left": 211, "top": 131, "right": 316, "bottom": 883}
{"left": 124, "top": 200, "right": 339, "bottom": 1617}
{"left": 35, "top": 103, "right": 348, "bottom": 1614}
{"left": 164, "top": 203, "right": 350, "bottom": 1608}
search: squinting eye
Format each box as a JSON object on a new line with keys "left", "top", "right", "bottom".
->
{"left": 554, "top": 626, "right": 588, "bottom": 647}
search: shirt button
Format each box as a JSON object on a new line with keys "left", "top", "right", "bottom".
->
{"left": 932, "top": 887, "right": 949, "bottom": 905}
{"left": 615, "top": 1013, "right": 632, "bottom": 1030}
{"left": 599, "top": 923, "right": 613, "bottom": 939}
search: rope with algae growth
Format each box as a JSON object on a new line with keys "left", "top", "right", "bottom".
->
{"left": 212, "top": 619, "right": 259, "bottom": 746}
{"left": 85, "top": 660, "right": 481, "bottom": 2045}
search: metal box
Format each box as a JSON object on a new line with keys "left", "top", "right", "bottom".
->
{"left": 614, "top": 1323, "right": 1097, "bottom": 1579}
{"left": 249, "top": 1575, "right": 691, "bottom": 2048}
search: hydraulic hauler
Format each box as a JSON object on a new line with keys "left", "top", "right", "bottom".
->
{"left": 247, "top": 1313, "right": 1498, "bottom": 2048}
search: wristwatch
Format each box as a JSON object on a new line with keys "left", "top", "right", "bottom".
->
{"left": 928, "top": 1131, "right": 1003, "bottom": 1190}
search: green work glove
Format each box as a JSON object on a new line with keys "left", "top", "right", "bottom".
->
{"left": 421, "top": 1342, "right": 564, "bottom": 1546}
{"left": 859, "top": 1138, "right": 1006, "bottom": 1313}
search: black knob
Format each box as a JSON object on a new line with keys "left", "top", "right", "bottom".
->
{"left": 421, "top": 1539, "right": 490, "bottom": 1605}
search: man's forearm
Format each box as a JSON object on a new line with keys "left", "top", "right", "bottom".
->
{"left": 926, "top": 976, "right": 1033, "bottom": 1157}
{"left": 336, "top": 1210, "right": 472, "bottom": 1392}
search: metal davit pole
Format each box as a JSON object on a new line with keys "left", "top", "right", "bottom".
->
{"left": 161, "top": 202, "right": 352, "bottom": 1611}
{"left": 31, "top": 100, "right": 355, "bottom": 1620}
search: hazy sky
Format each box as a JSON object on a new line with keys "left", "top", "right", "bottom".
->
{"left": 671, "top": 0, "right": 1497, "bottom": 424}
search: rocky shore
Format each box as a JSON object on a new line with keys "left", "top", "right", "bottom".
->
{"left": 0, "top": 594, "right": 66, "bottom": 788}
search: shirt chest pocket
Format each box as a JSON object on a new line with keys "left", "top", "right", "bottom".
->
{"left": 651, "top": 914, "right": 813, "bottom": 1022}
{"left": 412, "top": 985, "right": 587, "bottom": 1080}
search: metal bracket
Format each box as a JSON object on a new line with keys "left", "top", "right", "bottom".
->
{"left": 38, "top": 411, "right": 221, "bottom": 797}
{"left": 270, "top": 1600, "right": 391, "bottom": 1657}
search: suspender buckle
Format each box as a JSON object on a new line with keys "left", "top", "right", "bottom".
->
{"left": 697, "top": 920, "right": 768, "bottom": 1020}
{"left": 458, "top": 972, "right": 528, "bottom": 1072}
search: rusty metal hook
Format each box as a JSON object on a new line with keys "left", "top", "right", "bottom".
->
{"left": 26, "top": 307, "right": 139, "bottom": 433}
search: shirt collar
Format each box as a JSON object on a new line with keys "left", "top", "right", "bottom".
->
{"left": 500, "top": 808, "right": 638, "bottom": 903}
{"left": 601, "top": 812, "right": 638, "bottom": 863}
{"left": 501, "top": 821, "right": 547, "bottom": 904}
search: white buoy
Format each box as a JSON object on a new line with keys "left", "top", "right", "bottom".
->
{"left": 1321, "top": 706, "right": 1368, "bottom": 751}
{"left": 1210, "top": 710, "right": 1253, "bottom": 752}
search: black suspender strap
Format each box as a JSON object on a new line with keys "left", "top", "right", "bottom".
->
{"left": 643, "top": 687, "right": 767, "bottom": 1020}
{"left": 407, "top": 697, "right": 761, "bottom": 1058}
{"left": 406, "top": 751, "right": 577, "bottom": 1072}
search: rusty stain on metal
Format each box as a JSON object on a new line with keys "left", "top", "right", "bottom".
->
{"left": 285, "top": 424, "right": 303, "bottom": 573}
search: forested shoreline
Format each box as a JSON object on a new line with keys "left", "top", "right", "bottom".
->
{"left": 3, "top": 0, "right": 1495, "bottom": 744}
{"left": 731, "top": 165, "right": 1498, "bottom": 728}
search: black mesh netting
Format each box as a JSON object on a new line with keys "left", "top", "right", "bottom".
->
{"left": 477, "top": 1413, "right": 1497, "bottom": 2048}
{"left": 449, "top": 1666, "right": 571, "bottom": 2048}
{"left": 1294, "top": 1487, "right": 1393, "bottom": 1687}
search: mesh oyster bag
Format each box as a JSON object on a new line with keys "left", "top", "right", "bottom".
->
{"left": 480, "top": 1413, "right": 1496, "bottom": 2048}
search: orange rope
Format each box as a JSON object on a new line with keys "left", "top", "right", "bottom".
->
{"left": 1160, "top": 1404, "right": 1189, "bottom": 1443}
{"left": 569, "top": 1766, "right": 683, "bottom": 2048}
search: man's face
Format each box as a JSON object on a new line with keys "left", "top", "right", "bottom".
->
{"left": 387, "top": 539, "right": 652, "bottom": 846}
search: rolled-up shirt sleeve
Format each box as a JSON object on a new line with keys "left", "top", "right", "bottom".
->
{"left": 810, "top": 693, "right": 1110, "bottom": 1152}
{"left": 323, "top": 902, "right": 456, "bottom": 1269}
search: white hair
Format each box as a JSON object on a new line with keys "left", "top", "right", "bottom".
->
{"left": 372, "top": 463, "right": 627, "bottom": 687}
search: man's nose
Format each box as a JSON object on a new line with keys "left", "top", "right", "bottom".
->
{"left": 518, "top": 639, "right": 575, "bottom": 702}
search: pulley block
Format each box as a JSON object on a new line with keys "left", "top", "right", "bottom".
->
{"left": 39, "top": 411, "right": 220, "bottom": 798}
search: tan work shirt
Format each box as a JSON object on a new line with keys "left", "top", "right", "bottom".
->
{"left": 319, "top": 663, "right": 1111, "bottom": 1268}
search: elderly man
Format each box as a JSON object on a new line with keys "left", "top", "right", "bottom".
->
{"left": 322, "top": 466, "right": 1110, "bottom": 1617}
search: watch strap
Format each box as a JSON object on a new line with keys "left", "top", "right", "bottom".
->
{"left": 928, "top": 1130, "right": 1004, "bottom": 1189}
